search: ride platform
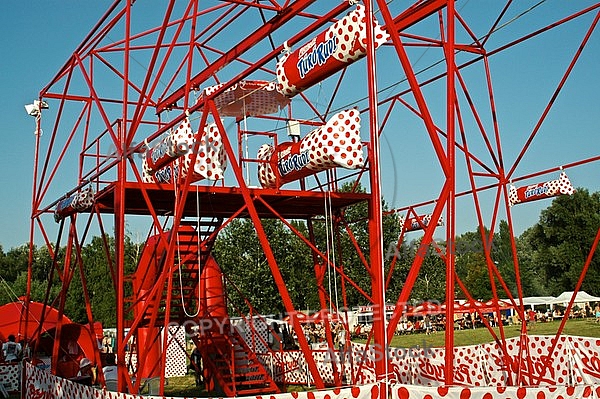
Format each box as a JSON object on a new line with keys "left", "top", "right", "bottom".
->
{"left": 94, "top": 182, "right": 370, "bottom": 219}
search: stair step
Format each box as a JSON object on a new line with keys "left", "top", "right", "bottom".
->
{"left": 223, "top": 375, "right": 267, "bottom": 384}
{"left": 233, "top": 370, "right": 262, "bottom": 377}
{"left": 236, "top": 379, "right": 270, "bottom": 386}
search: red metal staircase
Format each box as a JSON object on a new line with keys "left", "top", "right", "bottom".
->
{"left": 193, "top": 324, "right": 280, "bottom": 396}
{"left": 129, "top": 218, "right": 222, "bottom": 325}
{"left": 130, "top": 217, "right": 280, "bottom": 396}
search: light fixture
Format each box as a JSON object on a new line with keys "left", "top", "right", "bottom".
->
{"left": 24, "top": 100, "right": 49, "bottom": 117}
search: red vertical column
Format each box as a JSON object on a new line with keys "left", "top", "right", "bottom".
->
{"left": 115, "top": 119, "right": 128, "bottom": 392}
{"left": 132, "top": 236, "right": 162, "bottom": 379}
{"left": 119, "top": 2, "right": 133, "bottom": 391}
{"left": 137, "top": 328, "right": 162, "bottom": 378}
{"left": 364, "top": 0, "right": 388, "bottom": 396}
{"left": 443, "top": 0, "right": 456, "bottom": 385}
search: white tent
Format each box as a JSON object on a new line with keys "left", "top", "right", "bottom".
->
{"left": 501, "top": 296, "right": 556, "bottom": 310}
{"left": 515, "top": 296, "right": 557, "bottom": 306}
{"left": 550, "top": 291, "right": 600, "bottom": 305}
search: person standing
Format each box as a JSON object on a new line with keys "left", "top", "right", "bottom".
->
{"left": 102, "top": 335, "right": 110, "bottom": 353}
{"left": 2, "top": 335, "right": 22, "bottom": 363}
{"left": 102, "top": 353, "right": 118, "bottom": 381}
{"left": 190, "top": 345, "right": 203, "bottom": 387}
{"left": 75, "top": 357, "right": 96, "bottom": 385}
{"left": 269, "top": 323, "right": 281, "bottom": 350}
{"left": 335, "top": 324, "right": 347, "bottom": 355}
{"left": 335, "top": 324, "right": 348, "bottom": 384}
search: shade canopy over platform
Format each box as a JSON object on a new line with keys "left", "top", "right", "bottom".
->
{"left": 198, "top": 80, "right": 290, "bottom": 117}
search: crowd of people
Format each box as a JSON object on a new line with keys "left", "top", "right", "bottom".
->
{"left": 61, "top": 330, "right": 121, "bottom": 388}
{"left": 522, "top": 303, "right": 600, "bottom": 323}
{"left": 264, "top": 310, "right": 542, "bottom": 345}
{"left": 300, "top": 323, "right": 341, "bottom": 347}
{"left": 268, "top": 322, "right": 349, "bottom": 353}
{"left": 346, "top": 303, "right": 600, "bottom": 338}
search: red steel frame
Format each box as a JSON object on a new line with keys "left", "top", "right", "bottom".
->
{"left": 24, "top": 0, "right": 600, "bottom": 396}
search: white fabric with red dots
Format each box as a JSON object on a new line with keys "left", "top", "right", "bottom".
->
{"left": 54, "top": 186, "right": 95, "bottom": 222}
{"left": 276, "top": 5, "right": 389, "bottom": 97}
{"left": 0, "top": 363, "right": 21, "bottom": 392}
{"left": 198, "top": 80, "right": 290, "bottom": 118}
{"left": 142, "top": 117, "right": 195, "bottom": 176}
{"left": 399, "top": 213, "right": 445, "bottom": 232}
{"left": 509, "top": 171, "right": 575, "bottom": 207}
{"left": 22, "top": 335, "right": 600, "bottom": 398}
{"left": 143, "top": 123, "right": 227, "bottom": 183}
{"left": 392, "top": 383, "right": 598, "bottom": 399}
{"left": 24, "top": 361, "right": 377, "bottom": 399}
{"left": 257, "top": 109, "right": 364, "bottom": 188}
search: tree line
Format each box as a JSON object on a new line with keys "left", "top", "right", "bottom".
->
{"left": 1, "top": 186, "right": 599, "bottom": 326}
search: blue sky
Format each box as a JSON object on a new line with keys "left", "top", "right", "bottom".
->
{"left": 0, "top": 1, "right": 599, "bottom": 250}
{"left": 0, "top": 3, "right": 109, "bottom": 250}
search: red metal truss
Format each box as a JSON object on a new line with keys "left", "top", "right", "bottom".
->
{"left": 25, "top": 0, "right": 600, "bottom": 396}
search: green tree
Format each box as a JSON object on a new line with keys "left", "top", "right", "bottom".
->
{"left": 63, "top": 233, "right": 140, "bottom": 326}
{"left": 524, "top": 188, "right": 600, "bottom": 296}
{"left": 0, "top": 244, "right": 61, "bottom": 306}
{"left": 453, "top": 221, "right": 543, "bottom": 301}
{"left": 10, "top": 271, "right": 61, "bottom": 304}
{"left": 454, "top": 230, "right": 492, "bottom": 300}
{"left": 401, "top": 237, "right": 447, "bottom": 302}
{"left": 313, "top": 182, "right": 401, "bottom": 308}
{"left": 516, "top": 229, "right": 548, "bottom": 297}
{"left": 80, "top": 235, "right": 118, "bottom": 326}
{"left": 1, "top": 245, "right": 30, "bottom": 285}
{"left": 213, "top": 181, "right": 401, "bottom": 315}
{"left": 214, "top": 218, "right": 317, "bottom": 315}
{"left": 491, "top": 221, "right": 517, "bottom": 296}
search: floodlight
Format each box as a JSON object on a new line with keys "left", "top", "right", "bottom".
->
{"left": 24, "top": 103, "right": 38, "bottom": 116}
{"left": 24, "top": 100, "right": 49, "bottom": 117}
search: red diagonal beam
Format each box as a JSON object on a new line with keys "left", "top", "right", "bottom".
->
{"left": 156, "top": 0, "right": 317, "bottom": 114}
{"left": 390, "top": 0, "right": 447, "bottom": 32}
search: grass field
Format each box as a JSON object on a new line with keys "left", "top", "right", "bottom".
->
{"left": 386, "top": 318, "right": 600, "bottom": 348}
{"left": 163, "top": 376, "right": 209, "bottom": 397}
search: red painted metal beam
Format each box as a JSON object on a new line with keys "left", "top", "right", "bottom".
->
{"left": 155, "top": 0, "right": 317, "bottom": 114}
{"left": 364, "top": 0, "right": 388, "bottom": 387}
{"left": 443, "top": 0, "right": 456, "bottom": 384}
{"left": 377, "top": 0, "right": 450, "bottom": 178}
{"left": 390, "top": 0, "right": 447, "bottom": 32}
{"left": 208, "top": 100, "right": 326, "bottom": 388}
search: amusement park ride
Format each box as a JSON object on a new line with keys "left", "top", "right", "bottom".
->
{"left": 17, "top": 0, "right": 600, "bottom": 398}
